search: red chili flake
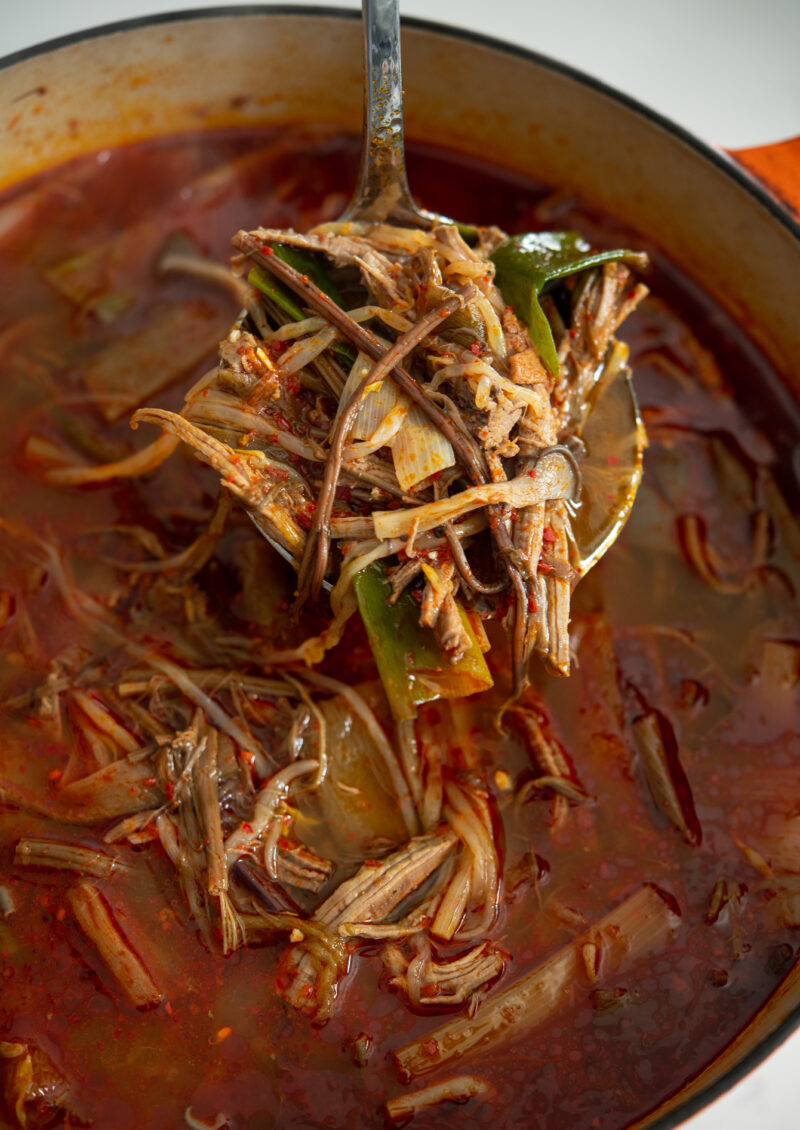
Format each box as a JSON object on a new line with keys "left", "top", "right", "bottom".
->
{"left": 527, "top": 468, "right": 537, "bottom": 479}
{"left": 422, "top": 1038, "right": 440, "bottom": 1059}
{"left": 569, "top": 329, "right": 577, "bottom": 339}
{"left": 143, "top": 776, "right": 157, "bottom": 787}
{"left": 47, "top": 768, "right": 62, "bottom": 782}
{"left": 470, "top": 342, "right": 481, "bottom": 356}
{"left": 269, "top": 410, "right": 292, "bottom": 432}
{"left": 165, "top": 781, "right": 174, "bottom": 801}
{"left": 607, "top": 454, "right": 620, "bottom": 466}
{"left": 241, "top": 823, "right": 253, "bottom": 835}
{"left": 538, "top": 561, "right": 554, "bottom": 573}
{"left": 56, "top": 907, "right": 66, "bottom": 922}
{"left": 270, "top": 468, "right": 290, "bottom": 482}
{"left": 528, "top": 595, "right": 538, "bottom": 612}
{"left": 542, "top": 526, "right": 557, "bottom": 543}
{"left": 260, "top": 245, "right": 274, "bottom": 255}
{"left": 202, "top": 388, "right": 209, "bottom": 397}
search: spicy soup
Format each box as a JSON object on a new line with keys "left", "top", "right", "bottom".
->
{"left": 0, "top": 128, "right": 798, "bottom": 1130}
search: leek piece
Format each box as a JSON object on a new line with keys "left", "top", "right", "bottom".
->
{"left": 248, "top": 266, "right": 305, "bottom": 322}
{"left": 395, "top": 883, "right": 681, "bottom": 1078}
{"left": 248, "top": 256, "right": 355, "bottom": 364}
{"left": 353, "top": 562, "right": 493, "bottom": 722}
{"left": 491, "top": 231, "right": 647, "bottom": 376}
{"left": 273, "top": 244, "right": 346, "bottom": 309}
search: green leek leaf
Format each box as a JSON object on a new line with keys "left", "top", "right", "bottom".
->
{"left": 273, "top": 244, "right": 347, "bottom": 310}
{"left": 247, "top": 265, "right": 305, "bottom": 322}
{"left": 353, "top": 562, "right": 493, "bottom": 722}
{"left": 490, "top": 232, "right": 647, "bottom": 376}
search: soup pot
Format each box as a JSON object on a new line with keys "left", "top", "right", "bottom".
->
{"left": 0, "top": 8, "right": 798, "bottom": 1129}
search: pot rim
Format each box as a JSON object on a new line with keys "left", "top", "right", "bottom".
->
{"left": 1, "top": 6, "right": 798, "bottom": 1129}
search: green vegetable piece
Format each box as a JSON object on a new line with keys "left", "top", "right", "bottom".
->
{"left": 353, "top": 562, "right": 493, "bottom": 722}
{"left": 248, "top": 266, "right": 305, "bottom": 322}
{"left": 490, "top": 232, "right": 647, "bottom": 376}
{"left": 248, "top": 258, "right": 355, "bottom": 366}
{"left": 455, "top": 222, "right": 479, "bottom": 246}
{"left": 273, "top": 244, "right": 347, "bottom": 310}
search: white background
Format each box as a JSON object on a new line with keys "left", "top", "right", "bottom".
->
{"left": 2, "top": 2, "right": 799, "bottom": 1129}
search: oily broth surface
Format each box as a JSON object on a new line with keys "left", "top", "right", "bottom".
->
{"left": 0, "top": 128, "right": 798, "bottom": 1130}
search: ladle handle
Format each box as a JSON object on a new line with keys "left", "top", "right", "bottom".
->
{"left": 341, "top": 0, "right": 421, "bottom": 224}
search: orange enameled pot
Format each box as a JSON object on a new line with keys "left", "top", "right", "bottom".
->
{"left": 0, "top": 8, "right": 798, "bottom": 1128}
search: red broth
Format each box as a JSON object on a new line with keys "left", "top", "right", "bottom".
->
{"left": 0, "top": 127, "right": 798, "bottom": 1130}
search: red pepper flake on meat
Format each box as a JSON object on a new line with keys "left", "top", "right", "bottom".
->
{"left": 268, "top": 410, "right": 293, "bottom": 433}
{"left": 542, "top": 526, "right": 557, "bottom": 543}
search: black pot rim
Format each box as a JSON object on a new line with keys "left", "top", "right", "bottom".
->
{"left": 1, "top": 7, "right": 798, "bottom": 1129}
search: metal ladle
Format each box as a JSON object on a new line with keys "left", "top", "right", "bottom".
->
{"left": 253, "top": 0, "right": 643, "bottom": 584}
{"left": 339, "top": 0, "right": 438, "bottom": 228}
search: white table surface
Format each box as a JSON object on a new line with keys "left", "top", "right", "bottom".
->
{"left": 2, "top": 3, "right": 799, "bottom": 1129}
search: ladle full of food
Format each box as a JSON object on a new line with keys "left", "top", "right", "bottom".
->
{"left": 132, "top": 0, "right": 648, "bottom": 717}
